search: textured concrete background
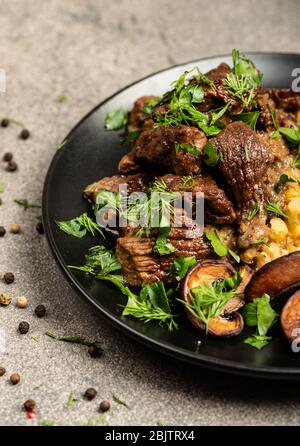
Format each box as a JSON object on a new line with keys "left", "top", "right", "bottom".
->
{"left": 1, "top": 0, "right": 300, "bottom": 426}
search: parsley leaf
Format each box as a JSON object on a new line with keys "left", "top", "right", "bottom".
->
{"left": 244, "top": 334, "right": 272, "bottom": 350}
{"left": 69, "top": 245, "right": 122, "bottom": 277}
{"left": 230, "top": 111, "right": 260, "bottom": 130}
{"left": 169, "top": 256, "right": 197, "bottom": 281}
{"left": 14, "top": 198, "right": 41, "bottom": 210}
{"left": 153, "top": 227, "right": 176, "bottom": 256}
{"left": 120, "top": 130, "right": 142, "bottom": 145}
{"left": 203, "top": 141, "right": 220, "bottom": 166}
{"left": 175, "top": 141, "right": 201, "bottom": 157}
{"left": 273, "top": 126, "right": 300, "bottom": 145}
{"left": 56, "top": 213, "right": 105, "bottom": 238}
{"left": 275, "top": 174, "right": 297, "bottom": 193}
{"left": 105, "top": 108, "right": 128, "bottom": 131}
{"left": 205, "top": 230, "right": 240, "bottom": 263}
{"left": 143, "top": 98, "right": 160, "bottom": 116}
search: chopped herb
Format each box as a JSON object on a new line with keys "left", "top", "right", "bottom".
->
{"left": 143, "top": 98, "right": 160, "bottom": 115}
{"left": 157, "top": 420, "right": 165, "bottom": 426}
{"left": 291, "top": 152, "right": 300, "bottom": 169}
{"left": 264, "top": 201, "right": 291, "bottom": 220}
{"left": 0, "top": 182, "right": 4, "bottom": 193}
{"left": 120, "top": 130, "right": 142, "bottom": 145}
{"left": 224, "top": 73, "right": 256, "bottom": 108}
{"left": 275, "top": 174, "right": 298, "bottom": 193}
{"left": 179, "top": 84, "right": 205, "bottom": 105}
{"left": 45, "top": 331, "right": 103, "bottom": 351}
{"left": 56, "top": 212, "right": 105, "bottom": 238}
{"left": 242, "top": 293, "right": 278, "bottom": 350}
{"left": 205, "top": 230, "right": 240, "bottom": 263}
{"left": 56, "top": 140, "right": 68, "bottom": 150}
{"left": 230, "top": 111, "right": 260, "bottom": 130}
{"left": 247, "top": 202, "right": 259, "bottom": 221}
{"left": 153, "top": 227, "right": 176, "bottom": 256}
{"left": 9, "top": 118, "right": 25, "bottom": 127}
{"left": 105, "top": 108, "right": 128, "bottom": 131}
{"left": 69, "top": 245, "right": 122, "bottom": 278}
{"left": 40, "top": 420, "right": 55, "bottom": 426}
{"left": 202, "top": 141, "right": 220, "bottom": 166}
{"left": 169, "top": 256, "right": 197, "bottom": 281}
{"left": 180, "top": 273, "right": 241, "bottom": 332}
{"left": 252, "top": 238, "right": 270, "bottom": 247}
{"left": 210, "top": 103, "right": 229, "bottom": 125}
{"left": 112, "top": 394, "right": 129, "bottom": 408}
{"left": 66, "top": 389, "right": 76, "bottom": 410}
{"left": 244, "top": 334, "right": 272, "bottom": 350}
{"left": 175, "top": 141, "right": 201, "bottom": 157}
{"left": 14, "top": 198, "right": 41, "bottom": 210}
{"left": 55, "top": 93, "right": 67, "bottom": 103}
{"left": 272, "top": 126, "right": 300, "bottom": 145}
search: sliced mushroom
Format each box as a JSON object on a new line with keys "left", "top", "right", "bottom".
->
{"left": 281, "top": 290, "right": 300, "bottom": 342}
{"left": 181, "top": 260, "right": 244, "bottom": 337}
{"left": 245, "top": 252, "right": 300, "bottom": 305}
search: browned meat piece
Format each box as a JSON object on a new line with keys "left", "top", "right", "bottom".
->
{"left": 212, "top": 122, "right": 272, "bottom": 248}
{"left": 128, "top": 96, "right": 159, "bottom": 131}
{"left": 266, "top": 88, "right": 300, "bottom": 112}
{"left": 160, "top": 173, "right": 236, "bottom": 225}
{"left": 118, "top": 125, "right": 207, "bottom": 175}
{"left": 84, "top": 173, "right": 151, "bottom": 201}
{"left": 116, "top": 231, "right": 213, "bottom": 286}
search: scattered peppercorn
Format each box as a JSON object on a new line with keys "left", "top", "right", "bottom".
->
{"left": 0, "top": 198, "right": 2, "bottom": 206}
{"left": 18, "top": 321, "right": 30, "bottom": 334}
{"left": 16, "top": 296, "right": 28, "bottom": 308}
{"left": 20, "top": 129, "right": 30, "bottom": 140}
{"left": 0, "top": 293, "right": 12, "bottom": 306}
{"left": 36, "top": 221, "right": 44, "bottom": 234}
{"left": 4, "top": 272, "right": 15, "bottom": 284}
{"left": 10, "top": 373, "right": 20, "bottom": 385}
{"left": 99, "top": 400, "right": 110, "bottom": 412}
{"left": 2, "top": 152, "right": 13, "bottom": 162}
{"left": 5, "top": 160, "right": 18, "bottom": 172}
{"left": 88, "top": 345, "right": 102, "bottom": 358}
{"left": 0, "top": 226, "right": 6, "bottom": 237}
{"left": 84, "top": 388, "right": 97, "bottom": 401}
{"left": 0, "top": 367, "right": 6, "bottom": 377}
{"left": 1, "top": 118, "right": 10, "bottom": 128}
{"left": 35, "top": 304, "right": 46, "bottom": 318}
{"left": 24, "top": 399, "right": 36, "bottom": 411}
{"left": 10, "top": 223, "right": 21, "bottom": 234}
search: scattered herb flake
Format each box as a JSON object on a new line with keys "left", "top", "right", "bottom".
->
{"left": 105, "top": 108, "right": 128, "bottom": 131}
{"left": 0, "top": 182, "right": 4, "bottom": 193}
{"left": 275, "top": 174, "right": 297, "bottom": 194}
{"left": 244, "top": 334, "right": 272, "bottom": 350}
{"left": 55, "top": 93, "right": 67, "bottom": 103}
{"left": 56, "top": 140, "right": 68, "bottom": 150}
{"left": 14, "top": 199, "right": 41, "bottom": 210}
{"left": 45, "top": 331, "right": 103, "bottom": 351}
{"left": 247, "top": 202, "right": 259, "bottom": 221}
{"left": 120, "top": 130, "right": 142, "bottom": 145}
{"left": 66, "top": 389, "right": 76, "bottom": 410}
{"left": 112, "top": 394, "right": 129, "bottom": 408}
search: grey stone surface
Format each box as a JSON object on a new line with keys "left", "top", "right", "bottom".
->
{"left": 0, "top": 0, "right": 300, "bottom": 426}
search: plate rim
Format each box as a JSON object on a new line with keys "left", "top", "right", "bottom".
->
{"left": 42, "top": 51, "right": 300, "bottom": 379}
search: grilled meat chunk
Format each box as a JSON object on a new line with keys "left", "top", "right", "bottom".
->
{"left": 160, "top": 173, "right": 236, "bottom": 225}
{"left": 266, "top": 88, "right": 300, "bottom": 112}
{"left": 118, "top": 125, "right": 207, "bottom": 175}
{"left": 128, "top": 95, "right": 159, "bottom": 131}
{"left": 212, "top": 121, "right": 272, "bottom": 248}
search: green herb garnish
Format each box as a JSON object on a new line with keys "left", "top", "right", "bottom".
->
{"left": 275, "top": 174, "right": 298, "bottom": 193}
{"left": 153, "top": 227, "right": 176, "bottom": 256}
{"left": 264, "top": 201, "right": 290, "bottom": 220}
{"left": 105, "top": 108, "right": 128, "bottom": 131}
{"left": 179, "top": 176, "right": 194, "bottom": 190}
{"left": 120, "top": 130, "right": 142, "bottom": 145}
{"left": 112, "top": 394, "right": 129, "bottom": 408}
{"left": 242, "top": 293, "right": 278, "bottom": 349}
{"left": 251, "top": 238, "right": 270, "bottom": 247}
{"left": 66, "top": 389, "right": 76, "bottom": 410}
{"left": 180, "top": 273, "right": 241, "bottom": 332}
{"left": 143, "top": 98, "right": 160, "bottom": 115}
{"left": 56, "top": 140, "right": 68, "bottom": 150}
{"left": 247, "top": 202, "right": 259, "bottom": 221}
{"left": 202, "top": 141, "right": 220, "bottom": 166}
{"left": 14, "top": 198, "right": 41, "bottom": 210}
{"left": 230, "top": 111, "right": 260, "bottom": 130}
{"left": 45, "top": 331, "right": 103, "bottom": 351}
{"left": 0, "top": 182, "right": 4, "bottom": 193}
{"left": 205, "top": 230, "right": 240, "bottom": 263}
{"left": 175, "top": 141, "right": 201, "bottom": 157}
{"left": 56, "top": 213, "right": 105, "bottom": 238}
{"left": 169, "top": 256, "right": 197, "bottom": 281}
{"left": 55, "top": 93, "right": 67, "bottom": 103}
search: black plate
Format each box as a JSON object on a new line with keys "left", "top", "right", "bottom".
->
{"left": 43, "top": 52, "right": 300, "bottom": 379}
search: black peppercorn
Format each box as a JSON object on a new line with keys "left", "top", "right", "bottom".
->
{"left": 1, "top": 118, "right": 9, "bottom": 127}
{"left": 84, "top": 388, "right": 97, "bottom": 401}
{"left": 24, "top": 399, "right": 36, "bottom": 411}
{"left": 88, "top": 345, "right": 102, "bottom": 358}
{"left": 18, "top": 321, "right": 30, "bottom": 334}
{"left": 0, "top": 226, "right": 6, "bottom": 237}
{"left": 35, "top": 304, "right": 46, "bottom": 318}
{"left": 10, "top": 373, "right": 20, "bottom": 385}
{"left": 20, "top": 129, "right": 30, "bottom": 140}
{"left": 0, "top": 367, "right": 6, "bottom": 377}
{"left": 5, "top": 160, "right": 18, "bottom": 172}
{"left": 36, "top": 221, "right": 44, "bottom": 234}
{"left": 2, "top": 152, "right": 13, "bottom": 162}
{"left": 4, "top": 272, "right": 14, "bottom": 284}
{"left": 99, "top": 400, "right": 110, "bottom": 412}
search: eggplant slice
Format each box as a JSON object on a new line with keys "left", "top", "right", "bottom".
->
{"left": 181, "top": 260, "right": 244, "bottom": 337}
